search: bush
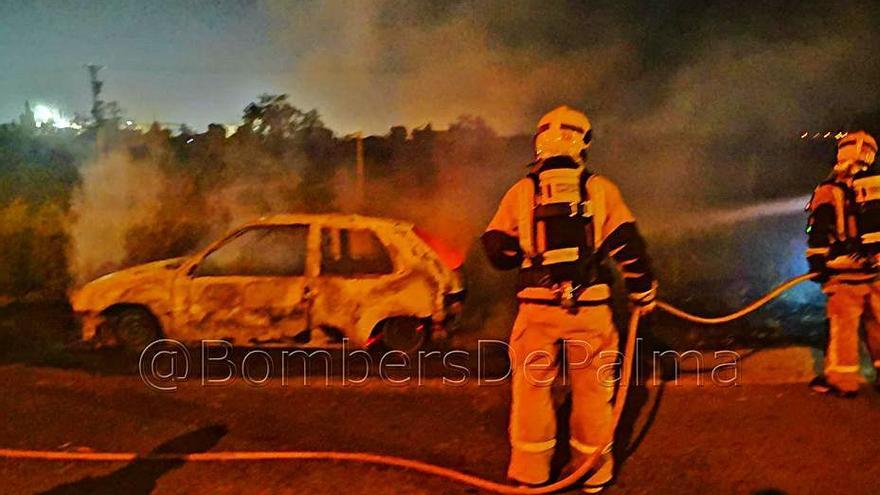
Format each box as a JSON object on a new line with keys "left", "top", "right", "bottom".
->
{"left": 0, "top": 199, "right": 71, "bottom": 301}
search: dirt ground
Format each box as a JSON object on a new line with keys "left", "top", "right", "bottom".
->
{"left": 1, "top": 362, "right": 879, "bottom": 495}
{"left": 1, "top": 300, "right": 877, "bottom": 494}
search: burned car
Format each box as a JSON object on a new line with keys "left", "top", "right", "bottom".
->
{"left": 71, "top": 214, "right": 465, "bottom": 352}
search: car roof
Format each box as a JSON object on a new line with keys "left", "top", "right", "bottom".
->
{"left": 243, "top": 213, "right": 415, "bottom": 231}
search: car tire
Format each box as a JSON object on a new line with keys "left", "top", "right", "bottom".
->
{"left": 99, "top": 306, "right": 161, "bottom": 350}
{"left": 378, "top": 317, "right": 427, "bottom": 355}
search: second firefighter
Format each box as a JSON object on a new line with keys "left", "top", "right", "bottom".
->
{"left": 806, "top": 130, "right": 880, "bottom": 397}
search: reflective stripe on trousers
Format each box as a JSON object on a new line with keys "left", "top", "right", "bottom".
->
{"left": 569, "top": 439, "right": 614, "bottom": 487}
{"left": 507, "top": 302, "right": 617, "bottom": 485}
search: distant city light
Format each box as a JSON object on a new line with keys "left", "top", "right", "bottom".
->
{"left": 32, "top": 104, "right": 72, "bottom": 129}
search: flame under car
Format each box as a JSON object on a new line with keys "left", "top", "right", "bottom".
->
{"left": 71, "top": 214, "right": 466, "bottom": 353}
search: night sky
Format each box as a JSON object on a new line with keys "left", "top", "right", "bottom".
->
{"left": 1, "top": 1, "right": 879, "bottom": 135}
{"left": 0, "top": 1, "right": 283, "bottom": 130}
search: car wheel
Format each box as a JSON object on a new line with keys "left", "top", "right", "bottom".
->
{"left": 100, "top": 307, "right": 161, "bottom": 350}
{"left": 379, "top": 317, "right": 427, "bottom": 355}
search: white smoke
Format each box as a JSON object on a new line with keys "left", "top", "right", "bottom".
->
{"left": 68, "top": 150, "right": 167, "bottom": 283}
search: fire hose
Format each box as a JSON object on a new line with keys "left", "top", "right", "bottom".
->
{"left": 0, "top": 273, "right": 817, "bottom": 494}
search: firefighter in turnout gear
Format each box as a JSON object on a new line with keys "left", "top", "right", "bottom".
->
{"left": 806, "top": 130, "right": 880, "bottom": 397}
{"left": 481, "top": 106, "right": 656, "bottom": 492}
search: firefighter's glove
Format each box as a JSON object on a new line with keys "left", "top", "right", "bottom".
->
{"left": 807, "top": 255, "right": 829, "bottom": 284}
{"left": 481, "top": 230, "right": 523, "bottom": 271}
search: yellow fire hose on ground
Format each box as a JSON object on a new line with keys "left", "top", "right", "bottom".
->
{"left": 0, "top": 273, "right": 816, "bottom": 494}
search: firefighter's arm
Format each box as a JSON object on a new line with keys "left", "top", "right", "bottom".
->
{"left": 595, "top": 177, "right": 658, "bottom": 310}
{"left": 806, "top": 184, "right": 838, "bottom": 283}
{"left": 481, "top": 182, "right": 524, "bottom": 271}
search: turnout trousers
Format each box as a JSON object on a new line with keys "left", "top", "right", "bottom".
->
{"left": 507, "top": 302, "right": 618, "bottom": 486}
{"left": 822, "top": 279, "right": 880, "bottom": 392}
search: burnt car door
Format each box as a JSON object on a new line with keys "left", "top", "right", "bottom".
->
{"left": 171, "top": 224, "right": 312, "bottom": 344}
{"left": 307, "top": 225, "right": 397, "bottom": 342}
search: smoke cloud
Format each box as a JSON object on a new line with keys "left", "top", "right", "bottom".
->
{"left": 69, "top": 131, "right": 308, "bottom": 284}
{"left": 269, "top": 0, "right": 635, "bottom": 135}
{"left": 269, "top": 1, "right": 880, "bottom": 208}
{"left": 69, "top": 150, "right": 168, "bottom": 282}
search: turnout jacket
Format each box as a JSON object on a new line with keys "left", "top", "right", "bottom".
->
{"left": 482, "top": 173, "right": 656, "bottom": 305}
{"left": 807, "top": 177, "right": 879, "bottom": 283}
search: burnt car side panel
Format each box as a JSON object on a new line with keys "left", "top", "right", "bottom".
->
{"left": 169, "top": 275, "right": 310, "bottom": 343}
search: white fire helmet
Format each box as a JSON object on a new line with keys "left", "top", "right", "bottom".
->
{"left": 533, "top": 106, "right": 592, "bottom": 163}
{"left": 834, "top": 131, "right": 877, "bottom": 176}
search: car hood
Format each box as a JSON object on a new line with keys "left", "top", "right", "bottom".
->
{"left": 70, "top": 257, "right": 186, "bottom": 312}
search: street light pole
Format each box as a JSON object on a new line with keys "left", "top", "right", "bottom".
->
{"left": 355, "top": 131, "right": 365, "bottom": 211}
